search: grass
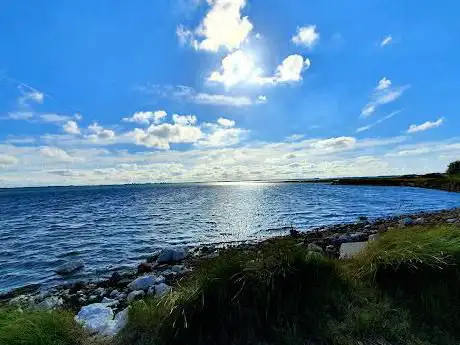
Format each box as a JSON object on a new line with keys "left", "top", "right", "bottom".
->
{"left": 2, "top": 225, "right": 460, "bottom": 345}
{"left": 0, "top": 308, "right": 87, "bottom": 345}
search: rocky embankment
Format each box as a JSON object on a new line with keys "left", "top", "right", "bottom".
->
{"left": 1, "top": 208, "right": 459, "bottom": 338}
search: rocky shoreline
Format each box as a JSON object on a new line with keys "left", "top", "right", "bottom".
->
{"left": 1, "top": 207, "right": 459, "bottom": 337}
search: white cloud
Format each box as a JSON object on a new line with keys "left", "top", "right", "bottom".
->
{"left": 178, "top": 0, "right": 253, "bottom": 52}
{"left": 380, "top": 35, "right": 393, "bottom": 47}
{"left": 4, "top": 112, "right": 34, "bottom": 120}
{"left": 123, "top": 111, "right": 167, "bottom": 125}
{"left": 311, "top": 137, "right": 357, "bottom": 150}
{"left": 38, "top": 146, "right": 75, "bottom": 162}
{"left": 63, "top": 120, "right": 80, "bottom": 135}
{"left": 141, "top": 84, "right": 256, "bottom": 107}
{"left": 274, "top": 55, "right": 310, "bottom": 83}
{"left": 172, "top": 114, "right": 197, "bottom": 126}
{"left": 217, "top": 117, "right": 235, "bottom": 127}
{"left": 40, "top": 113, "right": 73, "bottom": 124}
{"left": 129, "top": 123, "right": 203, "bottom": 149}
{"left": 209, "top": 50, "right": 310, "bottom": 87}
{"left": 292, "top": 25, "right": 320, "bottom": 48}
{"left": 361, "top": 78, "right": 409, "bottom": 117}
{"left": 87, "top": 123, "right": 116, "bottom": 140}
{"left": 407, "top": 117, "right": 444, "bottom": 133}
{"left": 257, "top": 95, "right": 267, "bottom": 103}
{"left": 0, "top": 154, "right": 18, "bottom": 167}
{"left": 376, "top": 77, "right": 391, "bottom": 90}
{"left": 356, "top": 110, "right": 402, "bottom": 133}
{"left": 18, "top": 86, "right": 44, "bottom": 107}
{"left": 286, "top": 134, "right": 304, "bottom": 141}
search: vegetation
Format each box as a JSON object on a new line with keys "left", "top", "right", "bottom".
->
{"left": 0, "top": 308, "right": 87, "bottom": 345}
{"left": 1, "top": 224, "right": 460, "bottom": 345}
{"left": 447, "top": 160, "right": 460, "bottom": 175}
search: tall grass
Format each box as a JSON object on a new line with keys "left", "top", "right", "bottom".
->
{"left": 0, "top": 308, "right": 87, "bottom": 345}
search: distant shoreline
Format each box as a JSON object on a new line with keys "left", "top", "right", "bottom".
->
{"left": 1, "top": 172, "right": 459, "bottom": 191}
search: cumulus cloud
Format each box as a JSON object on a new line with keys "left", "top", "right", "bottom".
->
{"left": 87, "top": 123, "right": 116, "bottom": 140}
{"left": 0, "top": 154, "right": 18, "bottom": 167}
{"left": 172, "top": 114, "right": 197, "bottom": 126}
{"left": 177, "top": 0, "right": 253, "bottom": 52}
{"left": 361, "top": 78, "right": 409, "bottom": 117}
{"left": 407, "top": 117, "right": 444, "bottom": 133}
{"left": 292, "top": 25, "right": 320, "bottom": 48}
{"left": 123, "top": 111, "right": 167, "bottom": 125}
{"left": 129, "top": 123, "right": 203, "bottom": 149}
{"left": 311, "top": 137, "right": 357, "bottom": 150}
{"left": 209, "top": 50, "right": 310, "bottom": 87}
{"left": 63, "top": 120, "right": 80, "bottom": 135}
{"left": 38, "top": 146, "right": 75, "bottom": 162}
{"left": 380, "top": 35, "right": 393, "bottom": 47}
{"left": 217, "top": 117, "right": 235, "bottom": 127}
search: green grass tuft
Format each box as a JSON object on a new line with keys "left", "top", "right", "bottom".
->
{"left": 0, "top": 308, "right": 87, "bottom": 345}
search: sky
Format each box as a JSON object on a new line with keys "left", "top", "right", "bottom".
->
{"left": 0, "top": 0, "right": 459, "bottom": 187}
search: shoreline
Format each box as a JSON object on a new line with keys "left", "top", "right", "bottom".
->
{"left": 2, "top": 207, "right": 459, "bottom": 313}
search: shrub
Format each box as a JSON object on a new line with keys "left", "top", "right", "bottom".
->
{"left": 447, "top": 160, "right": 460, "bottom": 175}
{"left": 0, "top": 308, "right": 87, "bottom": 345}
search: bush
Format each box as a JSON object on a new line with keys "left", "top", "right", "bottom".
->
{"left": 0, "top": 308, "right": 87, "bottom": 345}
{"left": 119, "top": 239, "right": 417, "bottom": 345}
{"left": 447, "top": 161, "right": 460, "bottom": 175}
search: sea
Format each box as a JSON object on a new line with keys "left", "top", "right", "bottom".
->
{"left": 1, "top": 182, "right": 460, "bottom": 293}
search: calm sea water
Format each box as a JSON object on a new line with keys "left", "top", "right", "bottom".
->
{"left": 1, "top": 182, "right": 460, "bottom": 292}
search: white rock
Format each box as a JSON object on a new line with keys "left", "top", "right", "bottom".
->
{"left": 339, "top": 242, "right": 368, "bottom": 259}
{"left": 37, "top": 296, "right": 63, "bottom": 310}
{"left": 154, "top": 283, "right": 172, "bottom": 297}
{"left": 127, "top": 290, "right": 145, "bottom": 303}
{"left": 55, "top": 260, "right": 84, "bottom": 275}
{"left": 75, "top": 303, "right": 114, "bottom": 335}
{"left": 157, "top": 248, "right": 187, "bottom": 263}
{"left": 101, "top": 297, "right": 118, "bottom": 306}
{"left": 75, "top": 303, "right": 128, "bottom": 337}
{"left": 127, "top": 275, "right": 156, "bottom": 291}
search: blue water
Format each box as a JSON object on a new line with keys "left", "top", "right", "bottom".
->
{"left": 1, "top": 182, "right": 460, "bottom": 292}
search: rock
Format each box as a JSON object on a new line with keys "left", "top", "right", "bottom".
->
{"left": 157, "top": 248, "right": 187, "bottom": 264}
{"left": 289, "top": 228, "right": 301, "bottom": 238}
{"left": 94, "top": 287, "right": 106, "bottom": 296}
{"left": 358, "top": 216, "right": 368, "bottom": 222}
{"left": 415, "top": 217, "right": 425, "bottom": 224}
{"left": 447, "top": 218, "right": 458, "bottom": 224}
{"left": 127, "top": 290, "right": 144, "bottom": 303}
{"left": 110, "top": 289, "right": 120, "bottom": 298}
{"left": 350, "top": 232, "right": 366, "bottom": 241}
{"left": 368, "top": 234, "right": 380, "bottom": 242}
{"left": 88, "top": 295, "right": 99, "bottom": 303}
{"left": 127, "top": 275, "right": 161, "bottom": 291}
{"left": 325, "top": 245, "right": 335, "bottom": 253}
{"left": 170, "top": 265, "right": 186, "bottom": 274}
{"left": 75, "top": 303, "right": 127, "bottom": 336}
{"left": 307, "top": 243, "right": 324, "bottom": 254}
{"left": 37, "top": 296, "right": 63, "bottom": 310}
{"left": 109, "top": 272, "right": 122, "bottom": 284}
{"left": 337, "top": 234, "right": 351, "bottom": 244}
{"left": 154, "top": 283, "right": 172, "bottom": 297}
{"left": 339, "top": 242, "right": 368, "bottom": 259}
{"left": 399, "top": 217, "right": 414, "bottom": 227}
{"left": 137, "top": 262, "right": 153, "bottom": 274}
{"left": 0, "top": 284, "right": 41, "bottom": 300}
{"left": 55, "top": 260, "right": 84, "bottom": 275}
{"left": 101, "top": 297, "right": 118, "bottom": 306}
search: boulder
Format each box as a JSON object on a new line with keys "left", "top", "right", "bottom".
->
{"left": 157, "top": 248, "right": 187, "bottom": 264}
{"left": 307, "top": 243, "right": 324, "bottom": 254}
{"left": 137, "top": 262, "right": 153, "bottom": 274}
{"left": 55, "top": 260, "right": 84, "bottom": 275}
{"left": 447, "top": 218, "right": 458, "bottom": 224}
{"left": 339, "top": 242, "right": 368, "bottom": 259}
{"left": 399, "top": 217, "right": 414, "bottom": 227}
{"left": 37, "top": 296, "right": 63, "bottom": 310}
{"left": 368, "top": 234, "right": 380, "bottom": 242}
{"left": 127, "top": 290, "right": 144, "bottom": 303}
{"left": 75, "top": 303, "right": 128, "bottom": 336}
{"left": 75, "top": 303, "right": 114, "bottom": 335}
{"left": 127, "top": 275, "right": 156, "bottom": 291}
{"left": 154, "top": 283, "right": 172, "bottom": 297}
{"left": 109, "top": 272, "right": 122, "bottom": 284}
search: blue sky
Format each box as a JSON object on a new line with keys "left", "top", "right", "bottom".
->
{"left": 0, "top": 0, "right": 459, "bottom": 187}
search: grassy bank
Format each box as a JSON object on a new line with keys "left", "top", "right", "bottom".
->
{"left": 2, "top": 224, "right": 460, "bottom": 345}
{"left": 328, "top": 173, "right": 460, "bottom": 193}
